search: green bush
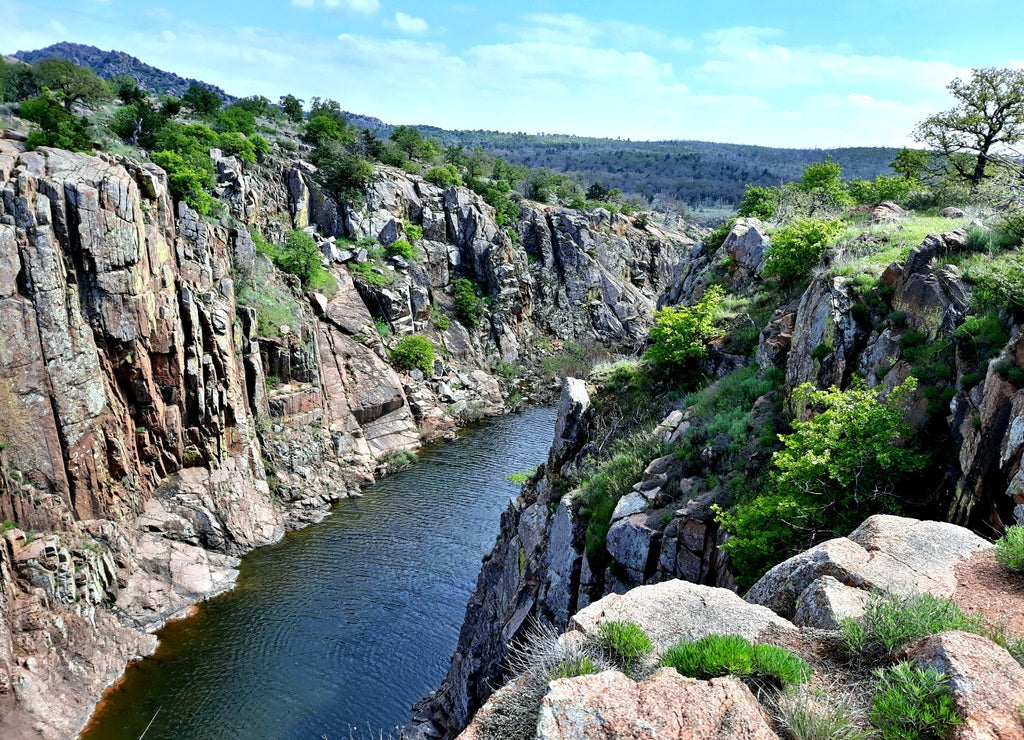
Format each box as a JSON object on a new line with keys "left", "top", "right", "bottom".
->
{"left": 737, "top": 185, "right": 780, "bottom": 220}
{"left": 424, "top": 164, "right": 463, "bottom": 187}
{"left": 19, "top": 93, "right": 93, "bottom": 152}
{"left": 597, "top": 621, "right": 652, "bottom": 671}
{"left": 386, "top": 239, "right": 416, "bottom": 260}
{"left": 217, "top": 131, "right": 257, "bottom": 165}
{"left": 995, "top": 525, "right": 1024, "bottom": 573}
{"left": 661, "top": 634, "right": 810, "bottom": 685}
{"left": 452, "top": 277, "right": 485, "bottom": 327}
{"left": 870, "top": 663, "right": 960, "bottom": 740}
{"left": 991, "top": 212, "right": 1024, "bottom": 249}
{"left": 840, "top": 592, "right": 983, "bottom": 660}
{"left": 390, "top": 334, "right": 436, "bottom": 375}
{"left": 763, "top": 217, "right": 845, "bottom": 283}
{"left": 151, "top": 150, "right": 213, "bottom": 214}
{"left": 645, "top": 285, "right": 724, "bottom": 370}
{"left": 718, "top": 377, "right": 927, "bottom": 587}
{"left": 404, "top": 223, "right": 424, "bottom": 241}
{"left": 705, "top": 218, "right": 735, "bottom": 251}
{"left": 962, "top": 252, "right": 1024, "bottom": 314}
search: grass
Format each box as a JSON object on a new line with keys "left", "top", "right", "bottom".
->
{"left": 597, "top": 621, "right": 653, "bottom": 672}
{"left": 840, "top": 592, "right": 984, "bottom": 660}
{"left": 660, "top": 633, "right": 811, "bottom": 686}
{"left": 235, "top": 261, "right": 304, "bottom": 337}
{"left": 505, "top": 466, "right": 539, "bottom": 485}
{"left": 772, "top": 688, "right": 873, "bottom": 740}
{"left": 870, "top": 662, "right": 960, "bottom": 740}
{"left": 995, "top": 525, "right": 1024, "bottom": 573}
{"left": 827, "top": 213, "right": 972, "bottom": 278}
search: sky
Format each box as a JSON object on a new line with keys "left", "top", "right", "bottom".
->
{"left": 5, "top": 0, "right": 1024, "bottom": 148}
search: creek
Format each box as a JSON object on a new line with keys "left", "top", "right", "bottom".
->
{"left": 82, "top": 406, "right": 557, "bottom": 739}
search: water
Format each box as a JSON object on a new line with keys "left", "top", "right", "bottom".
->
{"left": 83, "top": 406, "right": 556, "bottom": 740}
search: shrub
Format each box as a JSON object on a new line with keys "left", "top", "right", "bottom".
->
{"left": 870, "top": 663, "right": 960, "bottom": 740}
{"left": 386, "top": 238, "right": 416, "bottom": 260}
{"left": 646, "top": 285, "right": 724, "bottom": 370}
{"left": 763, "top": 217, "right": 845, "bottom": 283}
{"left": 381, "top": 448, "right": 417, "bottom": 470}
{"left": 737, "top": 185, "right": 780, "bottom": 220}
{"left": 965, "top": 226, "right": 992, "bottom": 252}
{"left": 718, "top": 377, "right": 927, "bottom": 587}
{"left": 404, "top": 223, "right": 424, "bottom": 241}
{"left": 661, "top": 634, "right": 810, "bottom": 685}
{"left": 705, "top": 218, "right": 735, "bottom": 251}
{"left": 991, "top": 212, "right": 1024, "bottom": 249}
{"left": 151, "top": 150, "right": 213, "bottom": 214}
{"left": 217, "top": 131, "right": 257, "bottom": 165}
{"left": 597, "top": 621, "right": 653, "bottom": 671}
{"left": 995, "top": 525, "right": 1024, "bottom": 573}
{"left": 390, "top": 334, "right": 435, "bottom": 375}
{"left": 962, "top": 252, "right": 1024, "bottom": 314}
{"left": 452, "top": 277, "right": 485, "bottom": 327}
{"left": 840, "top": 592, "right": 983, "bottom": 660}
{"left": 424, "top": 164, "right": 463, "bottom": 187}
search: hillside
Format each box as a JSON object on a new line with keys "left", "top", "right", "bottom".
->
{"left": 414, "top": 128, "right": 898, "bottom": 207}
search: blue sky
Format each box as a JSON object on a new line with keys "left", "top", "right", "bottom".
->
{"left": 6, "top": 0, "right": 1024, "bottom": 147}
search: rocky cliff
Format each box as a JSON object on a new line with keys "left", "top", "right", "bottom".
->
{"left": 0, "top": 135, "right": 699, "bottom": 738}
{"left": 417, "top": 215, "right": 1024, "bottom": 736}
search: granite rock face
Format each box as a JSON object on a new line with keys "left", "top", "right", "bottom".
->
{"left": 536, "top": 670, "right": 779, "bottom": 740}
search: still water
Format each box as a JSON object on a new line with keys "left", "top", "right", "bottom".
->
{"left": 83, "top": 406, "right": 556, "bottom": 740}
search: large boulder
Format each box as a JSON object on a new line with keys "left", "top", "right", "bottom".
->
{"left": 745, "top": 515, "right": 992, "bottom": 623}
{"left": 571, "top": 579, "right": 794, "bottom": 652}
{"left": 536, "top": 669, "right": 779, "bottom": 740}
{"left": 904, "top": 631, "right": 1024, "bottom": 740}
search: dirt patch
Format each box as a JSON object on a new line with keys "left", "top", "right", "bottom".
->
{"left": 953, "top": 548, "right": 1024, "bottom": 634}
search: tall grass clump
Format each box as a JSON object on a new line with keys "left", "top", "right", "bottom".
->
{"left": 870, "top": 663, "right": 960, "bottom": 740}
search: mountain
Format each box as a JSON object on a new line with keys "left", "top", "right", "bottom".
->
{"left": 12, "top": 42, "right": 234, "bottom": 101}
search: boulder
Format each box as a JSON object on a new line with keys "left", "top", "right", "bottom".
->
{"left": 536, "top": 669, "right": 779, "bottom": 740}
{"left": 904, "top": 631, "right": 1024, "bottom": 740}
{"left": 571, "top": 579, "right": 794, "bottom": 653}
{"left": 722, "top": 217, "right": 769, "bottom": 274}
{"left": 941, "top": 207, "right": 967, "bottom": 218}
{"left": 792, "top": 575, "right": 869, "bottom": 629}
{"left": 746, "top": 515, "right": 992, "bottom": 620}
{"left": 869, "top": 200, "right": 907, "bottom": 223}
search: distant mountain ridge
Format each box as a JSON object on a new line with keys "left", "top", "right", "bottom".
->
{"left": 12, "top": 42, "right": 235, "bottom": 101}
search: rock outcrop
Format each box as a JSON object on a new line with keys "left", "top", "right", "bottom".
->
{"left": 535, "top": 670, "right": 778, "bottom": 740}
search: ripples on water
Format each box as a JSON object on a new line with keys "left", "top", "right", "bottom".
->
{"left": 83, "top": 407, "right": 557, "bottom": 740}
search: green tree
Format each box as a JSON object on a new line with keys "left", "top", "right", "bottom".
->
{"left": 913, "top": 67, "right": 1024, "bottom": 189}
{"left": 110, "top": 74, "right": 146, "bottom": 106}
{"left": 233, "top": 95, "right": 271, "bottom": 117}
{"left": 34, "top": 58, "right": 109, "bottom": 111}
{"left": 452, "top": 278, "right": 484, "bottom": 327}
{"left": 890, "top": 148, "right": 930, "bottom": 181}
{"left": 18, "top": 93, "right": 94, "bottom": 151}
{"left": 181, "top": 84, "right": 221, "bottom": 115}
{"left": 109, "top": 100, "right": 166, "bottom": 148}
{"left": 214, "top": 105, "right": 256, "bottom": 135}
{"left": 792, "top": 156, "right": 853, "bottom": 213}
{"left": 424, "top": 164, "right": 462, "bottom": 187}
{"left": 390, "top": 125, "right": 425, "bottom": 159}
{"left": 645, "top": 285, "right": 724, "bottom": 370}
{"left": 0, "top": 58, "right": 40, "bottom": 102}
{"left": 717, "top": 377, "right": 927, "bottom": 586}
{"left": 276, "top": 229, "right": 325, "bottom": 287}
{"left": 279, "top": 93, "right": 304, "bottom": 123}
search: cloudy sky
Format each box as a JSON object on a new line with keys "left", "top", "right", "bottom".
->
{"left": 6, "top": 0, "right": 1024, "bottom": 148}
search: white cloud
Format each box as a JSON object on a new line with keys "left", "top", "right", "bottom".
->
{"left": 395, "top": 12, "right": 428, "bottom": 34}
{"left": 49, "top": 19, "right": 68, "bottom": 36}
{"left": 290, "top": 0, "right": 314, "bottom": 6}
{"left": 523, "top": 13, "right": 692, "bottom": 53}
{"left": 325, "top": 0, "right": 379, "bottom": 13}
{"left": 697, "top": 26, "right": 969, "bottom": 92}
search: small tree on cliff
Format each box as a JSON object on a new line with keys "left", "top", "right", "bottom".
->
{"left": 33, "top": 58, "right": 109, "bottom": 111}
{"left": 913, "top": 67, "right": 1024, "bottom": 189}
{"left": 716, "top": 377, "right": 928, "bottom": 587}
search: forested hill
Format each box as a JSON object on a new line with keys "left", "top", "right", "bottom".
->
{"left": 413, "top": 128, "right": 899, "bottom": 206}
{"left": 13, "top": 42, "right": 897, "bottom": 206}
{"left": 12, "top": 42, "right": 233, "bottom": 101}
